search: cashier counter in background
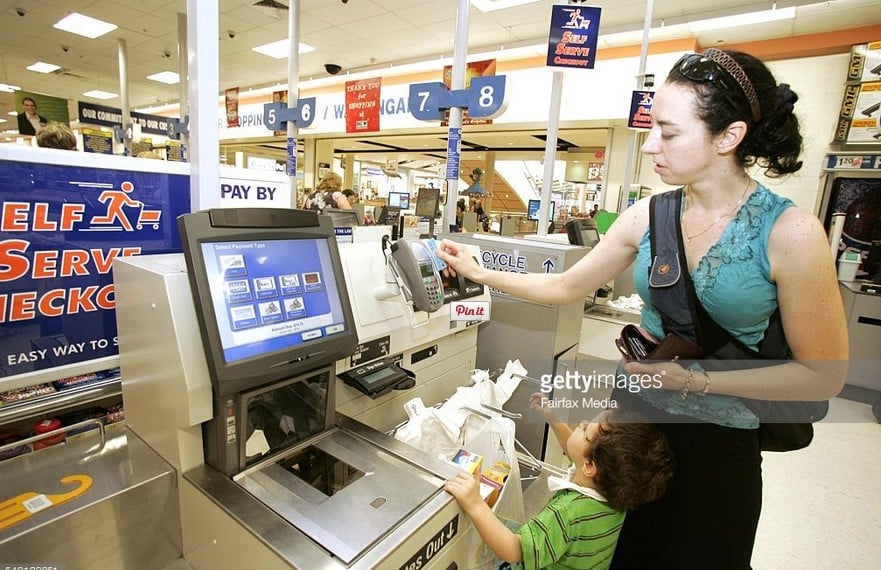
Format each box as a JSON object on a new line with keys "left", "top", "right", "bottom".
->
{"left": 109, "top": 209, "right": 507, "bottom": 570}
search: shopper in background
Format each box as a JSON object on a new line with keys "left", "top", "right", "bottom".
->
{"left": 341, "top": 189, "right": 358, "bottom": 204}
{"left": 36, "top": 122, "right": 77, "bottom": 150}
{"left": 304, "top": 172, "right": 353, "bottom": 211}
{"left": 17, "top": 96, "right": 48, "bottom": 136}
{"left": 437, "top": 49, "right": 848, "bottom": 569}
{"left": 445, "top": 405, "right": 673, "bottom": 570}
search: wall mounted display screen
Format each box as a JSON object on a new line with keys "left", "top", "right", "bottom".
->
{"left": 388, "top": 192, "right": 410, "bottom": 210}
{"left": 527, "top": 199, "right": 555, "bottom": 221}
{"left": 200, "top": 237, "right": 349, "bottom": 364}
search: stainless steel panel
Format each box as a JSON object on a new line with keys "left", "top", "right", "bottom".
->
{"left": 0, "top": 426, "right": 180, "bottom": 569}
{"left": 235, "top": 428, "right": 444, "bottom": 564}
{"left": 183, "top": 421, "right": 466, "bottom": 569}
{"left": 840, "top": 283, "right": 881, "bottom": 390}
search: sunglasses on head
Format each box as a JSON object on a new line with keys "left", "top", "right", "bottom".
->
{"left": 675, "top": 53, "right": 759, "bottom": 122}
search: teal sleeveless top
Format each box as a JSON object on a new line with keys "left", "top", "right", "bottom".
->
{"left": 632, "top": 183, "right": 793, "bottom": 428}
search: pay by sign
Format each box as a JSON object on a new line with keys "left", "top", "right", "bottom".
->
{"left": 218, "top": 171, "right": 293, "bottom": 208}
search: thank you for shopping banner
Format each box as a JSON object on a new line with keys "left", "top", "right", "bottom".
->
{"left": 346, "top": 77, "right": 382, "bottom": 133}
{"left": 547, "top": 4, "right": 602, "bottom": 69}
{"left": 0, "top": 159, "right": 190, "bottom": 376}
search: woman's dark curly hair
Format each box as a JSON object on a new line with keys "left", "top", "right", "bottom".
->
{"left": 585, "top": 409, "right": 674, "bottom": 512}
{"left": 667, "top": 50, "right": 803, "bottom": 177}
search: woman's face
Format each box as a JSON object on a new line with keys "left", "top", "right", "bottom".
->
{"left": 22, "top": 99, "right": 37, "bottom": 115}
{"left": 640, "top": 82, "right": 720, "bottom": 187}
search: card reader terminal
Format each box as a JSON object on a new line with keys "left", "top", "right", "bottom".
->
{"left": 390, "top": 238, "right": 445, "bottom": 312}
{"left": 337, "top": 357, "right": 414, "bottom": 398}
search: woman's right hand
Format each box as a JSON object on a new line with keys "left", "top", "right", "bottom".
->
{"left": 436, "top": 238, "right": 484, "bottom": 281}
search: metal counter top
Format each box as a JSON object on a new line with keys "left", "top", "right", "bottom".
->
{"left": 183, "top": 416, "right": 465, "bottom": 569}
{"left": 0, "top": 425, "right": 175, "bottom": 543}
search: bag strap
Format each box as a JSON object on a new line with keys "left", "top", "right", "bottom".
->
{"left": 648, "top": 190, "right": 789, "bottom": 361}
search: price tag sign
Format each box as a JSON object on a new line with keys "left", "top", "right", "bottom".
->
{"left": 286, "top": 137, "right": 297, "bottom": 177}
{"left": 445, "top": 127, "right": 461, "bottom": 180}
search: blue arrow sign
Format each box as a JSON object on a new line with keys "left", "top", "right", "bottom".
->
{"left": 262, "top": 97, "right": 316, "bottom": 130}
{"left": 409, "top": 77, "right": 508, "bottom": 121}
{"left": 542, "top": 258, "right": 556, "bottom": 273}
{"left": 466, "top": 76, "right": 508, "bottom": 118}
{"left": 409, "top": 82, "right": 447, "bottom": 121}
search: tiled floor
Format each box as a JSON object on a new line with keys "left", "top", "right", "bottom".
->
{"left": 753, "top": 397, "right": 881, "bottom": 569}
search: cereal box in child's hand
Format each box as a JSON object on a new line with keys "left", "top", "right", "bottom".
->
{"left": 449, "top": 449, "right": 483, "bottom": 474}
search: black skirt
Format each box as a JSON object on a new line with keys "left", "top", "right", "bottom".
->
{"left": 610, "top": 388, "right": 763, "bottom": 570}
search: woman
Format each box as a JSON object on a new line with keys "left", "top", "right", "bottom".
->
{"left": 304, "top": 172, "right": 352, "bottom": 211}
{"left": 436, "top": 49, "right": 848, "bottom": 569}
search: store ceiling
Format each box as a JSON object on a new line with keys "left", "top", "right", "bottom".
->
{"left": 1, "top": 0, "right": 879, "bottom": 165}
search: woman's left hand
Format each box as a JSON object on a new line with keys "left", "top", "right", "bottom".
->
{"left": 622, "top": 359, "right": 691, "bottom": 393}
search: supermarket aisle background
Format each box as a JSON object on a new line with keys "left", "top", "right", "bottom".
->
{"left": 752, "top": 397, "right": 881, "bottom": 569}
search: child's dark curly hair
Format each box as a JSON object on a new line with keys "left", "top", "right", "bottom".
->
{"left": 585, "top": 409, "right": 674, "bottom": 512}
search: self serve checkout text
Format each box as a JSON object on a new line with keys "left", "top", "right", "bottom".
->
{"left": 1, "top": 201, "right": 135, "bottom": 365}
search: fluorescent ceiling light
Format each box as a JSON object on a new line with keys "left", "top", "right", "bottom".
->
{"left": 83, "top": 90, "right": 118, "bottom": 100}
{"left": 689, "top": 6, "right": 796, "bottom": 32}
{"left": 27, "top": 61, "right": 61, "bottom": 74}
{"left": 0, "top": 119, "right": 7, "bottom": 124}
{"left": 0, "top": 83, "right": 21, "bottom": 92}
{"left": 147, "top": 71, "right": 180, "bottom": 84}
{"left": 471, "top": 0, "right": 539, "bottom": 12}
{"left": 252, "top": 39, "right": 316, "bottom": 59}
{"left": 54, "top": 13, "right": 118, "bottom": 39}
{"left": 8, "top": 111, "right": 20, "bottom": 116}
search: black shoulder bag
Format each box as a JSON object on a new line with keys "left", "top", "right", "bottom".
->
{"left": 648, "top": 189, "right": 828, "bottom": 452}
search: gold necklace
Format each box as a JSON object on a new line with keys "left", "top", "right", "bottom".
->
{"left": 684, "top": 178, "right": 752, "bottom": 243}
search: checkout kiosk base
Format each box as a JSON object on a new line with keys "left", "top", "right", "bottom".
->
{"left": 114, "top": 247, "right": 478, "bottom": 569}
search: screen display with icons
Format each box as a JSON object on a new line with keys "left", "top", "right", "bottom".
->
{"left": 200, "top": 237, "right": 349, "bottom": 364}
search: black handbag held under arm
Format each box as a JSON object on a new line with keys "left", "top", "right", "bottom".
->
{"left": 647, "top": 188, "right": 828, "bottom": 452}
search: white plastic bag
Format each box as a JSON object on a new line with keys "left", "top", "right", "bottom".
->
{"left": 461, "top": 415, "right": 525, "bottom": 570}
{"left": 393, "top": 397, "right": 459, "bottom": 458}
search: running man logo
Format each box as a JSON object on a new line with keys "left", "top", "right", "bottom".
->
{"left": 562, "top": 8, "right": 592, "bottom": 30}
{"left": 89, "top": 181, "right": 162, "bottom": 231}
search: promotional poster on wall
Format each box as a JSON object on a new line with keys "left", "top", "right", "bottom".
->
{"left": 14, "top": 90, "right": 70, "bottom": 136}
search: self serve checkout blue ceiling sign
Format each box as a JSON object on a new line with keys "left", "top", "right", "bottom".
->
{"left": 547, "top": 4, "right": 602, "bottom": 69}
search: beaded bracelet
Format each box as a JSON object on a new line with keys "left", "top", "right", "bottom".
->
{"left": 697, "top": 369, "right": 711, "bottom": 396}
{"left": 680, "top": 368, "right": 693, "bottom": 401}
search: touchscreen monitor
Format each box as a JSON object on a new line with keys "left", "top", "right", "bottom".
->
{"left": 388, "top": 192, "right": 410, "bottom": 210}
{"left": 324, "top": 207, "right": 361, "bottom": 227}
{"left": 179, "top": 208, "right": 359, "bottom": 395}
{"left": 527, "top": 199, "right": 555, "bottom": 221}
{"left": 414, "top": 187, "right": 440, "bottom": 218}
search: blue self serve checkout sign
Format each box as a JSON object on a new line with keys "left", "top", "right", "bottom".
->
{"left": 546, "top": 4, "right": 602, "bottom": 69}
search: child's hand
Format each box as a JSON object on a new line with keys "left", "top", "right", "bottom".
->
{"left": 529, "top": 392, "right": 559, "bottom": 423}
{"left": 444, "top": 471, "right": 484, "bottom": 515}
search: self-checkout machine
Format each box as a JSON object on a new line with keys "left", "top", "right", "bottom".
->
{"left": 439, "top": 232, "right": 597, "bottom": 468}
{"left": 333, "top": 186, "right": 490, "bottom": 433}
{"left": 113, "top": 208, "right": 488, "bottom": 569}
